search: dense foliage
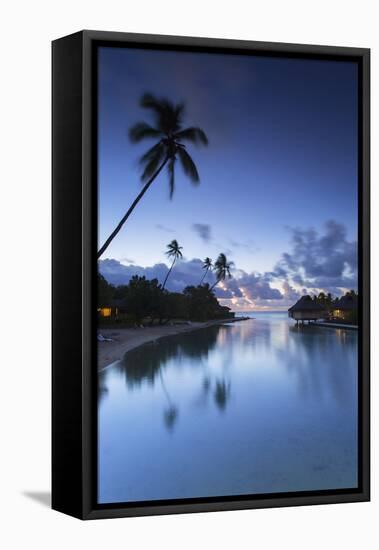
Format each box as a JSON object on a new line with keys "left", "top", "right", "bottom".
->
{"left": 98, "top": 274, "right": 234, "bottom": 326}
{"left": 311, "top": 290, "right": 358, "bottom": 324}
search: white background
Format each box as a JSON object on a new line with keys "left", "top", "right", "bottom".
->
{"left": 0, "top": 1, "right": 376, "bottom": 548}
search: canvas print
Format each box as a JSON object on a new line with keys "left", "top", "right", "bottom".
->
{"left": 96, "top": 46, "right": 359, "bottom": 505}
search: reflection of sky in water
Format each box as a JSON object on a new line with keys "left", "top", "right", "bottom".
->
{"left": 98, "top": 312, "right": 358, "bottom": 503}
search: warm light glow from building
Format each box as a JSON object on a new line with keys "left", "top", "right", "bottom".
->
{"left": 99, "top": 307, "right": 112, "bottom": 317}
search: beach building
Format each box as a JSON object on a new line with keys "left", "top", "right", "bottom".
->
{"left": 98, "top": 306, "right": 112, "bottom": 318}
{"left": 98, "top": 298, "right": 127, "bottom": 319}
{"left": 331, "top": 294, "right": 358, "bottom": 323}
{"left": 288, "top": 295, "right": 328, "bottom": 323}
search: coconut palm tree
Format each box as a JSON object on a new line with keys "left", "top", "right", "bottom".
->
{"left": 210, "top": 253, "right": 233, "bottom": 291}
{"left": 162, "top": 239, "right": 183, "bottom": 290}
{"left": 97, "top": 93, "right": 209, "bottom": 259}
{"left": 200, "top": 257, "right": 213, "bottom": 285}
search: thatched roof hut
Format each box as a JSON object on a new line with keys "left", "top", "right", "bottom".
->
{"left": 288, "top": 295, "right": 327, "bottom": 322}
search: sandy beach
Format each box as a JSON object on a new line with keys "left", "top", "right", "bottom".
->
{"left": 98, "top": 317, "right": 250, "bottom": 371}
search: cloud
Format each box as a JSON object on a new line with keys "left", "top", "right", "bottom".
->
{"left": 99, "top": 256, "right": 283, "bottom": 304}
{"left": 236, "top": 272, "right": 283, "bottom": 301}
{"left": 282, "top": 281, "right": 301, "bottom": 301}
{"left": 217, "top": 278, "right": 243, "bottom": 298}
{"left": 99, "top": 220, "right": 357, "bottom": 311}
{"left": 214, "top": 246, "right": 233, "bottom": 257}
{"left": 99, "top": 257, "right": 211, "bottom": 292}
{"left": 155, "top": 224, "right": 174, "bottom": 233}
{"left": 192, "top": 223, "right": 212, "bottom": 243}
{"left": 213, "top": 287, "right": 235, "bottom": 299}
{"left": 99, "top": 259, "right": 165, "bottom": 286}
{"left": 228, "top": 238, "right": 259, "bottom": 255}
{"left": 99, "top": 258, "right": 287, "bottom": 309}
{"left": 273, "top": 220, "right": 357, "bottom": 294}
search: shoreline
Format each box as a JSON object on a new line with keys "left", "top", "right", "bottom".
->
{"left": 98, "top": 317, "right": 250, "bottom": 371}
{"left": 312, "top": 321, "right": 358, "bottom": 330}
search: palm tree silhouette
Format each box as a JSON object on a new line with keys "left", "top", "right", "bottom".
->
{"left": 210, "top": 253, "right": 233, "bottom": 291}
{"left": 97, "top": 93, "right": 208, "bottom": 258}
{"left": 200, "top": 257, "right": 213, "bottom": 285}
{"left": 162, "top": 239, "right": 183, "bottom": 290}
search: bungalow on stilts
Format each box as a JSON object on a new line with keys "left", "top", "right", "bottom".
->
{"left": 288, "top": 295, "right": 327, "bottom": 325}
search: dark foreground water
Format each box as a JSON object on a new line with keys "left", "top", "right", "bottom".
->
{"left": 98, "top": 312, "right": 358, "bottom": 504}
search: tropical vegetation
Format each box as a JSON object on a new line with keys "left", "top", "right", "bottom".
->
{"left": 310, "top": 290, "right": 358, "bottom": 324}
{"left": 98, "top": 274, "right": 234, "bottom": 326}
{"left": 98, "top": 232, "right": 236, "bottom": 325}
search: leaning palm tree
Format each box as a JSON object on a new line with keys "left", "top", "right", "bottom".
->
{"left": 162, "top": 240, "right": 183, "bottom": 290}
{"left": 97, "top": 93, "right": 208, "bottom": 258}
{"left": 200, "top": 257, "right": 213, "bottom": 285}
{"left": 210, "top": 253, "right": 233, "bottom": 291}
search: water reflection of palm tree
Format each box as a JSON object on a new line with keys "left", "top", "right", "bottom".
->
{"left": 202, "top": 376, "right": 211, "bottom": 393}
{"left": 196, "top": 375, "right": 231, "bottom": 412}
{"left": 159, "top": 369, "right": 178, "bottom": 431}
{"left": 214, "top": 379, "right": 231, "bottom": 411}
{"left": 120, "top": 326, "right": 221, "bottom": 388}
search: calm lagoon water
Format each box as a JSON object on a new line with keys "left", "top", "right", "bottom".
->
{"left": 98, "top": 312, "right": 358, "bottom": 503}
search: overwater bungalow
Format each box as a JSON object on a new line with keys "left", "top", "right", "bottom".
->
{"left": 331, "top": 294, "right": 358, "bottom": 323}
{"left": 288, "top": 295, "right": 328, "bottom": 324}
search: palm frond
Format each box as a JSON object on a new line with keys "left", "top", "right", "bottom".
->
{"left": 141, "top": 151, "right": 165, "bottom": 181}
{"left": 140, "top": 94, "right": 183, "bottom": 134}
{"left": 161, "top": 102, "right": 183, "bottom": 134}
{"left": 175, "top": 127, "right": 208, "bottom": 145}
{"left": 177, "top": 148, "right": 200, "bottom": 183}
{"left": 129, "top": 122, "right": 163, "bottom": 143}
{"left": 139, "top": 142, "right": 165, "bottom": 166}
{"left": 203, "top": 257, "right": 212, "bottom": 269}
{"left": 166, "top": 239, "right": 183, "bottom": 259}
{"left": 213, "top": 253, "right": 233, "bottom": 282}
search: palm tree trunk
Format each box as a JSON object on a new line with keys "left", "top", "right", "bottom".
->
{"left": 200, "top": 267, "right": 209, "bottom": 285}
{"left": 97, "top": 157, "right": 169, "bottom": 259}
{"left": 162, "top": 257, "right": 176, "bottom": 290}
{"left": 210, "top": 278, "right": 219, "bottom": 291}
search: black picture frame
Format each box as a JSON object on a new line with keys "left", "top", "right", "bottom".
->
{"left": 52, "top": 30, "right": 370, "bottom": 520}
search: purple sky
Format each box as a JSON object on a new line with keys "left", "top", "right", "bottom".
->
{"left": 97, "top": 46, "right": 358, "bottom": 311}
